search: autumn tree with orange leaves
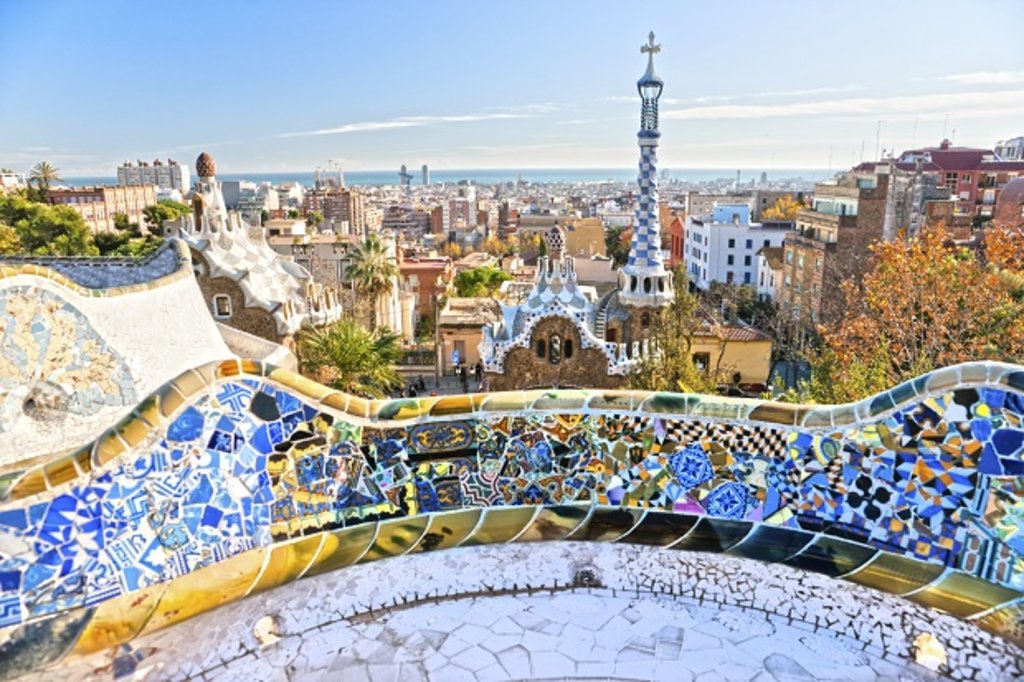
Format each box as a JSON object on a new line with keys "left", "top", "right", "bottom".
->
{"left": 798, "top": 223, "right": 1024, "bottom": 403}
{"left": 761, "top": 194, "right": 806, "bottom": 221}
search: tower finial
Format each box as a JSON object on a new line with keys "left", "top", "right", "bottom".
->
{"left": 641, "top": 31, "right": 661, "bottom": 64}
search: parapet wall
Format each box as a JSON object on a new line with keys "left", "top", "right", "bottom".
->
{"left": 0, "top": 359, "right": 1023, "bottom": 678}
{"left": 0, "top": 241, "right": 231, "bottom": 468}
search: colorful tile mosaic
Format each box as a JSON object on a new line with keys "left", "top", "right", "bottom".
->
{"left": 1, "top": 360, "right": 1024, "bottom": 671}
{"left": 0, "top": 286, "right": 135, "bottom": 433}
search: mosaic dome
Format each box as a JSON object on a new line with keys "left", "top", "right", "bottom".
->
{"left": 196, "top": 151, "right": 216, "bottom": 178}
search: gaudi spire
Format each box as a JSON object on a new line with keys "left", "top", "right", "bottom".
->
{"left": 619, "top": 31, "right": 674, "bottom": 307}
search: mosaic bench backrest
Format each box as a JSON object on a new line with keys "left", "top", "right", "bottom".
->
{"left": 1, "top": 359, "right": 1024, "bottom": 672}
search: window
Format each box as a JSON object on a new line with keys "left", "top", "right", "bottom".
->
{"left": 564, "top": 339, "right": 574, "bottom": 359}
{"left": 744, "top": 255, "right": 752, "bottom": 266}
{"left": 212, "top": 294, "right": 232, "bottom": 319}
{"left": 815, "top": 257, "right": 821, "bottom": 271}
{"left": 727, "top": 255, "right": 734, "bottom": 265}
{"left": 641, "top": 312, "right": 651, "bottom": 328}
{"left": 785, "top": 273, "right": 792, "bottom": 287}
{"left": 726, "top": 271, "right": 734, "bottom": 283}
{"left": 764, "top": 239, "right": 770, "bottom": 248}
{"left": 728, "top": 238, "right": 735, "bottom": 248}
{"left": 745, "top": 239, "right": 753, "bottom": 249}
{"left": 961, "top": 174, "right": 972, "bottom": 183}
{"left": 536, "top": 338, "right": 546, "bottom": 358}
{"left": 797, "top": 254, "right": 804, "bottom": 268}
{"left": 549, "top": 334, "right": 562, "bottom": 364}
{"left": 744, "top": 272, "right": 752, "bottom": 284}
{"left": 693, "top": 352, "right": 710, "bottom": 371}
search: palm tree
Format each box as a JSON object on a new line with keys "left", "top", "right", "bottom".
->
{"left": 346, "top": 234, "right": 398, "bottom": 329}
{"left": 297, "top": 320, "right": 402, "bottom": 398}
{"left": 29, "top": 161, "right": 61, "bottom": 192}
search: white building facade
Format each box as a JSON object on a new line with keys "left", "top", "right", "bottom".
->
{"left": 116, "top": 159, "right": 190, "bottom": 193}
{"left": 685, "top": 204, "right": 792, "bottom": 290}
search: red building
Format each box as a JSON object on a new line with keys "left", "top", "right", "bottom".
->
{"left": 398, "top": 252, "right": 454, "bottom": 317}
{"left": 857, "top": 139, "right": 1024, "bottom": 218}
{"left": 666, "top": 215, "right": 686, "bottom": 267}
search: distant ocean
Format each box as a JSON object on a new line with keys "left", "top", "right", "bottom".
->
{"left": 65, "top": 168, "right": 832, "bottom": 188}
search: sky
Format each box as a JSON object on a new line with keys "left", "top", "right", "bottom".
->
{"left": 1, "top": 0, "right": 1023, "bottom": 176}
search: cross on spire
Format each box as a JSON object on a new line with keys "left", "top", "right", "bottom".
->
{"left": 641, "top": 31, "right": 660, "bottom": 58}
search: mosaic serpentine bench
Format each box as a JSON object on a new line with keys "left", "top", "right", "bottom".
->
{"left": 1, "top": 359, "right": 1024, "bottom": 675}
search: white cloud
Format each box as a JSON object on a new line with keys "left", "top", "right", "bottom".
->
{"left": 941, "top": 71, "right": 1024, "bottom": 85}
{"left": 663, "top": 89, "right": 1024, "bottom": 121}
{"left": 601, "top": 85, "right": 861, "bottom": 106}
{"left": 280, "top": 109, "right": 548, "bottom": 138}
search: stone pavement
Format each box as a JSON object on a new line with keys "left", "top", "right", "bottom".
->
{"left": 32, "top": 543, "right": 1021, "bottom": 681}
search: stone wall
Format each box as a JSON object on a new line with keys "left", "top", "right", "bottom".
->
{"left": 195, "top": 275, "right": 282, "bottom": 345}
{"left": 487, "top": 316, "right": 623, "bottom": 390}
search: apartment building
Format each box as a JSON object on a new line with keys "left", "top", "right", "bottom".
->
{"left": 47, "top": 185, "right": 157, "bottom": 233}
{"left": 684, "top": 204, "right": 792, "bottom": 289}
{"left": 116, "top": 159, "right": 190, "bottom": 193}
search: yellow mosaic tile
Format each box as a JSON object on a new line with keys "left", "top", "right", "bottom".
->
{"left": 410, "top": 509, "right": 482, "bottom": 553}
{"left": 358, "top": 516, "right": 431, "bottom": 563}
{"left": 303, "top": 523, "right": 379, "bottom": 578}
{"left": 70, "top": 583, "right": 168, "bottom": 656}
{"left": 515, "top": 504, "right": 591, "bottom": 542}
{"left": 429, "top": 394, "right": 475, "bottom": 417}
{"left": 461, "top": 506, "right": 538, "bottom": 545}
{"left": 91, "top": 430, "right": 127, "bottom": 468}
{"left": 138, "top": 548, "right": 267, "bottom": 636}
{"left": 247, "top": 535, "right": 325, "bottom": 596}
{"left": 906, "top": 571, "right": 1024, "bottom": 618}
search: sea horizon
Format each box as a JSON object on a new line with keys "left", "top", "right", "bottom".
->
{"left": 62, "top": 167, "right": 834, "bottom": 188}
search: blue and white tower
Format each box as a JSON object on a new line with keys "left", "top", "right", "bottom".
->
{"left": 619, "top": 32, "right": 674, "bottom": 308}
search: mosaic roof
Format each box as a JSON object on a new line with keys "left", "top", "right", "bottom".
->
{"left": 0, "top": 240, "right": 190, "bottom": 290}
{"left": 176, "top": 178, "right": 340, "bottom": 335}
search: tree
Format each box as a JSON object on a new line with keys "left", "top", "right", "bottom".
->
{"left": 297, "top": 320, "right": 402, "bottom": 398}
{"left": 703, "top": 282, "right": 775, "bottom": 327}
{"left": 347, "top": 235, "right": 398, "bottom": 329}
{"left": 441, "top": 242, "right": 462, "bottom": 260}
{"left": 802, "top": 223, "right": 1024, "bottom": 403}
{"left": 629, "top": 271, "right": 718, "bottom": 394}
{"left": 306, "top": 210, "right": 324, "bottom": 232}
{"left": 28, "top": 161, "right": 61, "bottom": 192}
{"left": 113, "top": 212, "right": 132, "bottom": 232}
{"left": 762, "top": 194, "right": 804, "bottom": 221}
{"left": 287, "top": 209, "right": 300, "bottom": 219}
{"left": 142, "top": 199, "right": 191, "bottom": 233}
{"left": 0, "top": 223, "right": 20, "bottom": 254}
{"left": 604, "top": 226, "right": 630, "bottom": 267}
{"left": 453, "top": 266, "right": 511, "bottom": 297}
{"left": 0, "top": 194, "right": 96, "bottom": 255}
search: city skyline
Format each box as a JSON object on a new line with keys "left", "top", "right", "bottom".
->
{"left": 1, "top": 0, "right": 1023, "bottom": 176}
